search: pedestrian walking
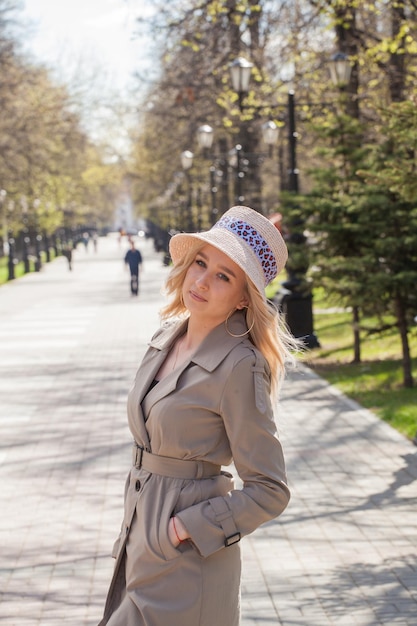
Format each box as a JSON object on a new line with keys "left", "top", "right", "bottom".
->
{"left": 62, "top": 244, "right": 73, "bottom": 271}
{"left": 124, "top": 240, "right": 143, "bottom": 295}
{"left": 82, "top": 231, "right": 90, "bottom": 251}
{"left": 98, "top": 205, "right": 297, "bottom": 626}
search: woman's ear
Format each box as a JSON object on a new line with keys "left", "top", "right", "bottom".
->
{"left": 236, "top": 297, "right": 249, "bottom": 310}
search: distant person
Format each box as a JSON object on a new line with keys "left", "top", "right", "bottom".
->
{"left": 62, "top": 245, "right": 73, "bottom": 271}
{"left": 124, "top": 240, "right": 143, "bottom": 295}
{"left": 92, "top": 232, "right": 98, "bottom": 252}
{"left": 82, "top": 232, "right": 90, "bottom": 251}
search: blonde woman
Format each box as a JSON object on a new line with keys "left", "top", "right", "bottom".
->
{"left": 98, "top": 206, "right": 297, "bottom": 626}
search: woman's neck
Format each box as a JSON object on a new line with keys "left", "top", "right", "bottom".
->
{"left": 183, "top": 316, "right": 220, "bottom": 351}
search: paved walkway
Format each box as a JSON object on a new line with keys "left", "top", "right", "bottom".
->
{"left": 0, "top": 234, "right": 416, "bottom": 626}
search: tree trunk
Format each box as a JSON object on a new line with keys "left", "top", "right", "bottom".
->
{"left": 389, "top": 2, "right": 406, "bottom": 102}
{"left": 334, "top": 4, "right": 359, "bottom": 118}
{"left": 352, "top": 305, "right": 361, "bottom": 364}
{"left": 394, "top": 295, "right": 413, "bottom": 388}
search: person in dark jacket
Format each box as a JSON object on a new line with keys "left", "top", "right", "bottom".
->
{"left": 124, "top": 241, "right": 143, "bottom": 295}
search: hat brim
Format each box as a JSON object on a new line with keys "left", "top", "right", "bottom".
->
{"left": 169, "top": 230, "right": 266, "bottom": 299}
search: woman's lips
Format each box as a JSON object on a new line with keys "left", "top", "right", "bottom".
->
{"left": 189, "top": 290, "right": 207, "bottom": 302}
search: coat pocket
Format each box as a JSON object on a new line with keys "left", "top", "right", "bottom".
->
{"left": 157, "top": 486, "right": 186, "bottom": 560}
{"left": 132, "top": 479, "right": 184, "bottom": 563}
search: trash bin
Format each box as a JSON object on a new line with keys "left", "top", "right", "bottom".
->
{"left": 275, "top": 288, "right": 320, "bottom": 349}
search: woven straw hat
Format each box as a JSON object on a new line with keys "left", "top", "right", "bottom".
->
{"left": 169, "top": 205, "right": 288, "bottom": 300}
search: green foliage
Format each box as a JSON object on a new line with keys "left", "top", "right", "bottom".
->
{"left": 299, "top": 93, "right": 417, "bottom": 386}
{"left": 306, "top": 306, "right": 417, "bottom": 440}
{"left": 0, "top": 1, "right": 129, "bottom": 247}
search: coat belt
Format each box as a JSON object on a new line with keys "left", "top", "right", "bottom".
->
{"left": 132, "top": 442, "right": 221, "bottom": 479}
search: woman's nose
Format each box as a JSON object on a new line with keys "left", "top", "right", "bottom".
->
{"left": 195, "top": 273, "right": 209, "bottom": 288}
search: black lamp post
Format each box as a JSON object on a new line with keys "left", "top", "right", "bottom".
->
{"left": 180, "top": 150, "right": 194, "bottom": 231}
{"left": 229, "top": 57, "right": 254, "bottom": 112}
{"left": 1, "top": 189, "right": 8, "bottom": 256}
{"left": 261, "top": 120, "right": 279, "bottom": 157}
{"left": 7, "top": 232, "right": 15, "bottom": 280}
{"left": 197, "top": 125, "right": 230, "bottom": 224}
{"left": 1, "top": 192, "right": 16, "bottom": 281}
{"left": 228, "top": 55, "right": 302, "bottom": 195}
{"left": 22, "top": 236, "right": 30, "bottom": 273}
{"left": 197, "top": 125, "right": 218, "bottom": 225}
{"left": 208, "top": 166, "right": 218, "bottom": 226}
{"left": 197, "top": 124, "right": 214, "bottom": 153}
{"left": 329, "top": 51, "right": 352, "bottom": 88}
{"left": 20, "top": 197, "right": 30, "bottom": 273}
{"left": 261, "top": 120, "right": 287, "bottom": 195}
{"left": 287, "top": 90, "right": 299, "bottom": 193}
{"left": 228, "top": 56, "right": 320, "bottom": 346}
{"left": 228, "top": 144, "right": 245, "bottom": 205}
{"left": 33, "top": 198, "right": 42, "bottom": 271}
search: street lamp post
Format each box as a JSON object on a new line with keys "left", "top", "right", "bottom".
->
{"left": 197, "top": 125, "right": 218, "bottom": 225}
{"left": 287, "top": 90, "right": 299, "bottom": 193}
{"left": 197, "top": 125, "right": 233, "bottom": 224}
{"left": 22, "top": 235, "right": 30, "bottom": 273}
{"left": 261, "top": 120, "right": 287, "bottom": 196}
{"left": 20, "top": 197, "right": 30, "bottom": 273}
{"left": 196, "top": 124, "right": 214, "bottom": 154}
{"left": 7, "top": 233, "right": 15, "bottom": 280}
{"left": 209, "top": 166, "right": 218, "bottom": 226}
{"left": 180, "top": 150, "right": 194, "bottom": 231}
{"left": 261, "top": 120, "right": 279, "bottom": 157}
{"left": 1, "top": 189, "right": 7, "bottom": 255}
{"left": 1, "top": 192, "right": 16, "bottom": 281}
{"left": 329, "top": 51, "right": 352, "bottom": 89}
{"left": 229, "top": 57, "right": 254, "bottom": 112}
{"left": 33, "top": 198, "right": 42, "bottom": 271}
{"left": 227, "top": 144, "right": 245, "bottom": 205}
{"left": 228, "top": 56, "right": 321, "bottom": 346}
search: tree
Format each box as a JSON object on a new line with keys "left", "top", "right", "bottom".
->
{"left": 356, "top": 100, "right": 417, "bottom": 388}
{"left": 300, "top": 0, "right": 417, "bottom": 384}
{"left": 129, "top": 0, "right": 314, "bottom": 224}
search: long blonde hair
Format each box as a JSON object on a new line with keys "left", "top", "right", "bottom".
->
{"left": 161, "top": 242, "right": 299, "bottom": 396}
{"left": 244, "top": 281, "right": 299, "bottom": 396}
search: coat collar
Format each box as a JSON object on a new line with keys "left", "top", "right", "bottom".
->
{"left": 129, "top": 311, "right": 253, "bottom": 448}
{"left": 149, "top": 311, "right": 250, "bottom": 372}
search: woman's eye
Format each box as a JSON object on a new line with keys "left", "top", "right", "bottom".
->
{"left": 218, "top": 273, "right": 230, "bottom": 282}
{"left": 196, "top": 259, "right": 205, "bottom": 267}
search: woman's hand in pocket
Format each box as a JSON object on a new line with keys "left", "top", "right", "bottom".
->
{"left": 168, "top": 516, "right": 189, "bottom": 547}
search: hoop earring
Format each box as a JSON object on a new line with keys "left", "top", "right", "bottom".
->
{"left": 225, "top": 307, "right": 255, "bottom": 338}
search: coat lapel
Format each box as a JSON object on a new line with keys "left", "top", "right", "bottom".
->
{"left": 127, "top": 312, "right": 250, "bottom": 446}
{"left": 127, "top": 320, "right": 186, "bottom": 446}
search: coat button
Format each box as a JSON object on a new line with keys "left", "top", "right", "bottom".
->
{"left": 135, "top": 480, "right": 141, "bottom": 491}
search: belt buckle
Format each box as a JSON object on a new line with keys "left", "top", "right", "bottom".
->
{"left": 135, "top": 444, "right": 144, "bottom": 468}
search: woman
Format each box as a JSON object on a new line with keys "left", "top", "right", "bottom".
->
{"left": 98, "top": 205, "right": 297, "bottom": 626}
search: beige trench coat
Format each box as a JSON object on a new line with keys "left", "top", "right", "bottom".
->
{"left": 98, "top": 311, "right": 290, "bottom": 626}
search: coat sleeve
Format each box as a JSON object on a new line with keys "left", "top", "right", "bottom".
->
{"left": 176, "top": 352, "right": 290, "bottom": 558}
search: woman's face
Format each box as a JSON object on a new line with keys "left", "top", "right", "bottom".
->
{"left": 182, "top": 244, "right": 248, "bottom": 327}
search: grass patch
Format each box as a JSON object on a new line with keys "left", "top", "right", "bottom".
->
{"left": 266, "top": 281, "right": 417, "bottom": 440}
{"left": 304, "top": 300, "right": 417, "bottom": 442}
{"left": 0, "top": 257, "right": 29, "bottom": 284}
{"left": 0, "top": 249, "right": 58, "bottom": 285}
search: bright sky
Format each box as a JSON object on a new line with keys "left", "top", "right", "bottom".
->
{"left": 21, "top": 0, "right": 154, "bottom": 95}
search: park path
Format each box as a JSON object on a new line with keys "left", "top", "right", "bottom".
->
{"left": 0, "top": 234, "right": 416, "bottom": 625}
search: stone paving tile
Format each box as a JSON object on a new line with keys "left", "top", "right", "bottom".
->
{"left": 0, "top": 234, "right": 416, "bottom": 626}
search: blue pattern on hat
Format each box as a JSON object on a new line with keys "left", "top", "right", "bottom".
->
{"left": 213, "top": 215, "right": 277, "bottom": 285}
